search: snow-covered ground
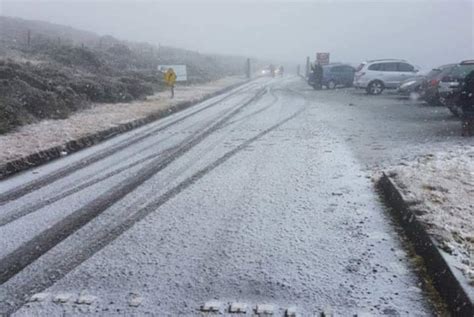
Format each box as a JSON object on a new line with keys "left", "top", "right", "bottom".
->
{"left": 388, "top": 146, "right": 474, "bottom": 285}
{"left": 0, "top": 76, "right": 245, "bottom": 165}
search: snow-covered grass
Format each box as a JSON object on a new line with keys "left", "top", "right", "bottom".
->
{"left": 387, "top": 146, "right": 474, "bottom": 285}
{"left": 0, "top": 76, "right": 245, "bottom": 164}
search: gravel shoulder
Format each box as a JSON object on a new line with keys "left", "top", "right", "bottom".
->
{"left": 0, "top": 76, "right": 245, "bottom": 165}
{"left": 386, "top": 147, "right": 474, "bottom": 287}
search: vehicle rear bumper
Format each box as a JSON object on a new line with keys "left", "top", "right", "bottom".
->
{"left": 353, "top": 81, "right": 368, "bottom": 89}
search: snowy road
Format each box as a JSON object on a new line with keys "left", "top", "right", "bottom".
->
{"left": 1, "top": 76, "right": 463, "bottom": 315}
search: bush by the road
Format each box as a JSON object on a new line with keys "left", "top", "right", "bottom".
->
{"left": 0, "top": 58, "right": 157, "bottom": 133}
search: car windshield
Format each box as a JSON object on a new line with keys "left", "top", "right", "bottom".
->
{"left": 450, "top": 64, "right": 474, "bottom": 79}
{"left": 0, "top": 1, "right": 472, "bottom": 316}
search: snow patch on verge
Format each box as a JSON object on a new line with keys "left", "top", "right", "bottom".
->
{"left": 387, "top": 146, "right": 474, "bottom": 285}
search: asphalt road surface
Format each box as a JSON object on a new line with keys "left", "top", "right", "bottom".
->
{"left": 1, "top": 76, "right": 467, "bottom": 316}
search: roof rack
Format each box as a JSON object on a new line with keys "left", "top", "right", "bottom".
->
{"left": 460, "top": 60, "right": 474, "bottom": 65}
{"left": 367, "top": 58, "right": 407, "bottom": 62}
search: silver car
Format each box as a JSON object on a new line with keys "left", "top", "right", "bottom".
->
{"left": 354, "top": 59, "right": 419, "bottom": 95}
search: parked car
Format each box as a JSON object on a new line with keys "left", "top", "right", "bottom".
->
{"left": 420, "top": 64, "right": 456, "bottom": 106}
{"left": 438, "top": 60, "right": 474, "bottom": 116}
{"left": 354, "top": 59, "right": 418, "bottom": 95}
{"left": 397, "top": 75, "right": 426, "bottom": 98}
{"left": 321, "top": 64, "right": 355, "bottom": 89}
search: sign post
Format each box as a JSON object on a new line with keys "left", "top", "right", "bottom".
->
{"left": 305, "top": 56, "right": 310, "bottom": 78}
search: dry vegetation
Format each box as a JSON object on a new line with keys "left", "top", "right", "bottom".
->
{"left": 0, "top": 16, "right": 250, "bottom": 133}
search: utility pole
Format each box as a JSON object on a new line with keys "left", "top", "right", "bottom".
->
{"left": 26, "top": 29, "right": 31, "bottom": 47}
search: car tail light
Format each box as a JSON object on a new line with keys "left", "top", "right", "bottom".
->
{"left": 356, "top": 72, "right": 365, "bottom": 78}
{"left": 430, "top": 79, "right": 439, "bottom": 86}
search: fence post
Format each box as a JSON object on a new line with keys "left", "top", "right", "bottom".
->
{"left": 246, "top": 58, "right": 251, "bottom": 79}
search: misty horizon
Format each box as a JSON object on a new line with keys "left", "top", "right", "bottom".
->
{"left": 1, "top": 0, "right": 473, "bottom": 69}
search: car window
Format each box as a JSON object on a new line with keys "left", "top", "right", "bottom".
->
{"left": 342, "top": 66, "right": 354, "bottom": 72}
{"left": 380, "top": 63, "right": 398, "bottom": 72}
{"left": 398, "top": 63, "right": 414, "bottom": 72}
{"left": 450, "top": 65, "right": 474, "bottom": 79}
{"left": 368, "top": 63, "right": 381, "bottom": 71}
{"left": 331, "top": 66, "right": 343, "bottom": 72}
{"left": 426, "top": 69, "right": 441, "bottom": 79}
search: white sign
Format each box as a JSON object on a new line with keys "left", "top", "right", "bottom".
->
{"left": 158, "top": 65, "right": 187, "bottom": 82}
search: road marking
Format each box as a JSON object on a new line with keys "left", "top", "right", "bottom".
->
{"left": 28, "top": 292, "right": 49, "bottom": 302}
{"left": 321, "top": 306, "right": 334, "bottom": 316}
{"left": 75, "top": 293, "right": 97, "bottom": 305}
{"left": 229, "top": 302, "right": 248, "bottom": 313}
{"left": 201, "top": 301, "right": 222, "bottom": 312}
{"left": 128, "top": 293, "right": 143, "bottom": 307}
{"left": 255, "top": 304, "right": 274, "bottom": 315}
{"left": 285, "top": 306, "right": 299, "bottom": 317}
{"left": 52, "top": 293, "right": 73, "bottom": 304}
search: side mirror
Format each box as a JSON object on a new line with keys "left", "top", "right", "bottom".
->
{"left": 414, "top": 69, "right": 419, "bottom": 73}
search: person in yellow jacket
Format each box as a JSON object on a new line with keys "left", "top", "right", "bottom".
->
{"left": 164, "top": 68, "right": 177, "bottom": 98}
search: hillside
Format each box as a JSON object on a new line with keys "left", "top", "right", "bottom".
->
{"left": 0, "top": 16, "right": 249, "bottom": 133}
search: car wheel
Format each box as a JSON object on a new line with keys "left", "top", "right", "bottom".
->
{"left": 367, "top": 81, "right": 384, "bottom": 95}
{"left": 328, "top": 80, "right": 336, "bottom": 89}
{"left": 426, "top": 97, "right": 443, "bottom": 107}
{"left": 447, "top": 106, "right": 461, "bottom": 117}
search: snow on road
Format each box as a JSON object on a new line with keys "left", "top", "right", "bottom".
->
{"left": 4, "top": 76, "right": 469, "bottom": 315}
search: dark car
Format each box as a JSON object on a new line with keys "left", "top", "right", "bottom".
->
{"left": 321, "top": 64, "right": 355, "bottom": 89}
{"left": 438, "top": 60, "right": 474, "bottom": 116}
{"left": 420, "top": 64, "right": 456, "bottom": 106}
{"left": 397, "top": 75, "right": 426, "bottom": 99}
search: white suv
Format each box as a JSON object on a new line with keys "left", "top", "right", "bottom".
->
{"left": 354, "top": 59, "right": 418, "bottom": 95}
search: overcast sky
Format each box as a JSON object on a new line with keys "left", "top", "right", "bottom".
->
{"left": 1, "top": 0, "right": 473, "bottom": 69}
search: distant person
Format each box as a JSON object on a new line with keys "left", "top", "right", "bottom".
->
{"left": 164, "top": 68, "right": 177, "bottom": 98}
{"left": 279, "top": 66, "right": 284, "bottom": 76}
{"left": 459, "top": 70, "right": 474, "bottom": 136}
{"left": 311, "top": 63, "right": 323, "bottom": 89}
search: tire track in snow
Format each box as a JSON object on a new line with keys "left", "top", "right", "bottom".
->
{"left": 0, "top": 88, "right": 266, "bottom": 286}
{"left": 0, "top": 101, "right": 304, "bottom": 316}
{"left": 0, "top": 83, "right": 257, "bottom": 206}
{"left": 0, "top": 106, "right": 234, "bottom": 227}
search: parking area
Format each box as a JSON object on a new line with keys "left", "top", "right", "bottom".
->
{"left": 293, "top": 81, "right": 469, "bottom": 171}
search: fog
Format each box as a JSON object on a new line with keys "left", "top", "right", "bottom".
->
{"left": 1, "top": 0, "right": 473, "bottom": 69}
